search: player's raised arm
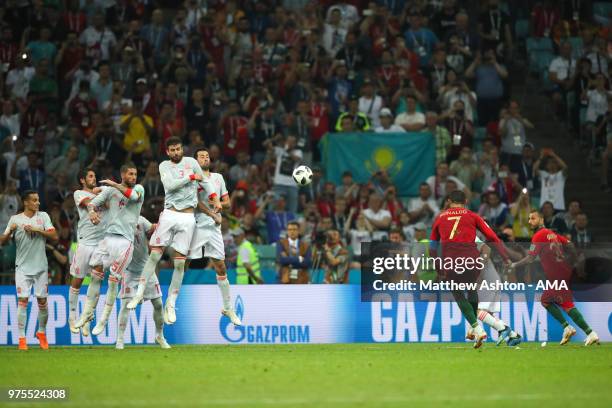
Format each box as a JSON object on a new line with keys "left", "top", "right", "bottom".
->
{"left": 159, "top": 161, "right": 202, "bottom": 193}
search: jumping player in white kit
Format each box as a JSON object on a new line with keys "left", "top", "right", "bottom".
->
{"left": 127, "top": 137, "right": 220, "bottom": 326}
{"left": 75, "top": 164, "right": 145, "bottom": 330}
{"left": 68, "top": 168, "right": 107, "bottom": 336}
{"left": 0, "top": 191, "right": 58, "bottom": 350}
{"left": 188, "top": 148, "right": 241, "bottom": 325}
{"left": 115, "top": 216, "right": 170, "bottom": 349}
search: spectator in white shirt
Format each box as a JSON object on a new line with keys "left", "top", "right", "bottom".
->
{"left": 358, "top": 80, "right": 383, "bottom": 128}
{"left": 407, "top": 182, "right": 440, "bottom": 227}
{"left": 375, "top": 108, "right": 406, "bottom": 133}
{"left": 362, "top": 193, "right": 392, "bottom": 240}
{"left": 322, "top": 8, "right": 347, "bottom": 57}
{"left": 394, "top": 95, "right": 426, "bottom": 131}
{"left": 535, "top": 149, "right": 568, "bottom": 211}
{"left": 549, "top": 41, "right": 576, "bottom": 117}
{"left": 586, "top": 37, "right": 608, "bottom": 76}
{"left": 586, "top": 73, "right": 611, "bottom": 125}
{"left": 5, "top": 57, "right": 35, "bottom": 101}
{"left": 426, "top": 162, "right": 470, "bottom": 203}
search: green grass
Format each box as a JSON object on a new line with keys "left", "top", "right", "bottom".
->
{"left": 1, "top": 343, "right": 612, "bottom": 407}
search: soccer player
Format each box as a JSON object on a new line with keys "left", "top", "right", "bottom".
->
{"left": 127, "top": 137, "right": 220, "bottom": 326}
{"left": 74, "top": 164, "right": 145, "bottom": 330}
{"left": 470, "top": 237, "right": 522, "bottom": 346}
{"left": 430, "top": 190, "right": 510, "bottom": 348}
{"left": 187, "top": 148, "right": 241, "bottom": 325}
{"left": 115, "top": 216, "right": 170, "bottom": 349}
{"left": 68, "top": 168, "right": 107, "bottom": 336}
{"left": 0, "top": 191, "right": 58, "bottom": 350}
{"left": 509, "top": 210, "right": 599, "bottom": 346}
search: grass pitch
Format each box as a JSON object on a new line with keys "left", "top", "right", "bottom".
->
{"left": 1, "top": 343, "right": 611, "bottom": 407}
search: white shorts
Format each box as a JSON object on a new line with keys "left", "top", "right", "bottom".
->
{"left": 16, "top": 271, "right": 48, "bottom": 298}
{"left": 477, "top": 261, "right": 501, "bottom": 313}
{"left": 69, "top": 243, "right": 97, "bottom": 279}
{"left": 150, "top": 209, "right": 196, "bottom": 256}
{"left": 188, "top": 224, "right": 225, "bottom": 260}
{"left": 119, "top": 268, "right": 161, "bottom": 301}
{"left": 89, "top": 235, "right": 134, "bottom": 280}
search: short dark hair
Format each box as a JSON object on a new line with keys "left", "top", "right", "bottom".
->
{"left": 287, "top": 221, "right": 300, "bottom": 229}
{"left": 21, "top": 190, "right": 38, "bottom": 202}
{"left": 448, "top": 190, "right": 466, "bottom": 204}
{"left": 120, "top": 163, "right": 137, "bottom": 173}
{"left": 166, "top": 136, "right": 183, "bottom": 149}
{"left": 78, "top": 167, "right": 95, "bottom": 184}
{"left": 529, "top": 209, "right": 543, "bottom": 218}
{"left": 193, "top": 147, "right": 209, "bottom": 158}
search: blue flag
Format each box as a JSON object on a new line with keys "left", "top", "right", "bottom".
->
{"left": 320, "top": 132, "right": 435, "bottom": 196}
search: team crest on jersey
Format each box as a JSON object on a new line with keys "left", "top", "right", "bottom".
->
{"left": 36, "top": 218, "right": 43, "bottom": 225}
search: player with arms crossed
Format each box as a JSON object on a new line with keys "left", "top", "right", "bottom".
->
{"left": 0, "top": 191, "right": 58, "bottom": 350}
{"left": 187, "top": 148, "right": 241, "bottom": 325}
{"left": 116, "top": 216, "right": 170, "bottom": 349}
{"left": 75, "top": 164, "right": 145, "bottom": 330}
{"left": 127, "top": 137, "right": 220, "bottom": 325}
{"left": 430, "top": 190, "right": 510, "bottom": 348}
{"left": 509, "top": 210, "right": 599, "bottom": 346}
{"left": 68, "top": 168, "right": 107, "bottom": 336}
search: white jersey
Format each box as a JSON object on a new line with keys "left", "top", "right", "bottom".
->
{"left": 74, "top": 189, "right": 108, "bottom": 245}
{"left": 159, "top": 157, "right": 206, "bottom": 210}
{"left": 89, "top": 184, "right": 145, "bottom": 242}
{"left": 195, "top": 172, "right": 228, "bottom": 228}
{"left": 127, "top": 216, "right": 153, "bottom": 273}
{"left": 5, "top": 211, "right": 54, "bottom": 276}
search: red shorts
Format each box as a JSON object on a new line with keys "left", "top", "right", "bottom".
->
{"left": 541, "top": 289, "right": 575, "bottom": 311}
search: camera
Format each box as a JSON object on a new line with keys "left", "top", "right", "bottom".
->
{"left": 314, "top": 231, "right": 327, "bottom": 247}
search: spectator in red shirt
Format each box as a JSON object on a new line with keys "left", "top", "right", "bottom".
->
{"left": 221, "top": 100, "right": 250, "bottom": 164}
{"left": 68, "top": 80, "right": 97, "bottom": 131}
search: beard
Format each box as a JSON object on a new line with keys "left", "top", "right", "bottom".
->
{"left": 170, "top": 153, "right": 183, "bottom": 163}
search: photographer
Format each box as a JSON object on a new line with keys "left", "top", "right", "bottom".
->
{"left": 277, "top": 221, "right": 312, "bottom": 284}
{"left": 465, "top": 49, "right": 507, "bottom": 126}
{"left": 441, "top": 99, "right": 474, "bottom": 161}
{"left": 321, "top": 229, "right": 349, "bottom": 284}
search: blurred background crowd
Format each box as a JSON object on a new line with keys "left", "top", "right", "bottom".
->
{"left": 0, "top": 0, "right": 610, "bottom": 284}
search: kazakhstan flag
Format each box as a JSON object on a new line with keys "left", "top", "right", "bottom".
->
{"left": 320, "top": 132, "right": 435, "bottom": 196}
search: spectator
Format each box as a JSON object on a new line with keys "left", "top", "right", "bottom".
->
{"left": 79, "top": 11, "right": 117, "bottom": 66}
{"left": 571, "top": 212, "right": 593, "bottom": 248}
{"left": 321, "top": 229, "right": 349, "bottom": 284}
{"left": 382, "top": 185, "right": 403, "bottom": 224}
{"left": 221, "top": 100, "right": 250, "bottom": 164}
{"left": 450, "top": 146, "right": 480, "bottom": 189}
{"left": 362, "top": 193, "right": 391, "bottom": 241}
{"left": 358, "top": 79, "right": 383, "bottom": 128}
{"left": 266, "top": 135, "right": 302, "bottom": 214}
{"left": 465, "top": 48, "right": 507, "bottom": 126}
{"left": 90, "top": 60, "right": 113, "bottom": 109}
{"left": 344, "top": 208, "right": 372, "bottom": 266}
{"left": 541, "top": 201, "right": 569, "bottom": 235}
{"left": 316, "top": 181, "right": 335, "bottom": 217}
{"left": 25, "top": 26, "right": 57, "bottom": 66}
{"left": 375, "top": 108, "right": 406, "bottom": 133}
{"left": 536, "top": 149, "right": 568, "bottom": 211}
{"left": 120, "top": 98, "right": 154, "bottom": 159}
{"left": 277, "top": 221, "right": 312, "bottom": 284}
{"left": 229, "top": 151, "right": 251, "bottom": 187}
{"left": 404, "top": 11, "right": 438, "bottom": 67}
{"left": 511, "top": 143, "right": 538, "bottom": 194}
{"left": 510, "top": 189, "right": 532, "bottom": 240}
{"left": 499, "top": 100, "right": 534, "bottom": 170}
{"left": 478, "top": 190, "right": 509, "bottom": 231}
{"left": 487, "top": 163, "right": 522, "bottom": 204}
{"left": 18, "top": 151, "right": 45, "bottom": 202}
{"left": 394, "top": 94, "right": 425, "bottom": 131}
{"left": 332, "top": 196, "right": 348, "bottom": 231}
{"left": 335, "top": 94, "right": 370, "bottom": 132}
{"left": 322, "top": 7, "right": 347, "bottom": 57}
{"left": 441, "top": 99, "right": 474, "bottom": 161}
{"left": 388, "top": 228, "right": 406, "bottom": 244}
{"left": 439, "top": 74, "right": 477, "bottom": 124}
{"left": 408, "top": 182, "right": 440, "bottom": 228}
{"left": 232, "top": 227, "right": 263, "bottom": 284}
{"left": 411, "top": 222, "right": 436, "bottom": 282}
{"left": 548, "top": 42, "right": 575, "bottom": 118}
{"left": 426, "top": 162, "right": 470, "bottom": 204}
{"left": 585, "top": 74, "right": 611, "bottom": 147}
{"left": 594, "top": 98, "right": 612, "bottom": 191}
{"left": 562, "top": 199, "right": 583, "bottom": 232}
{"left": 0, "top": 180, "right": 21, "bottom": 232}
{"left": 423, "top": 111, "right": 451, "bottom": 164}
{"left": 264, "top": 194, "right": 296, "bottom": 244}
{"left": 477, "top": 0, "right": 513, "bottom": 58}
{"left": 5, "top": 54, "right": 35, "bottom": 101}
{"left": 46, "top": 145, "right": 81, "bottom": 185}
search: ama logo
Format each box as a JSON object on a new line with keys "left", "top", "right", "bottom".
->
{"left": 219, "top": 296, "right": 310, "bottom": 344}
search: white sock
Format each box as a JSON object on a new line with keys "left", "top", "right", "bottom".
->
{"left": 17, "top": 299, "right": 28, "bottom": 337}
{"left": 37, "top": 301, "right": 48, "bottom": 333}
{"left": 117, "top": 299, "right": 130, "bottom": 342}
{"left": 152, "top": 298, "right": 164, "bottom": 337}
{"left": 99, "top": 278, "right": 119, "bottom": 323}
{"left": 217, "top": 274, "right": 231, "bottom": 310}
{"left": 135, "top": 251, "right": 162, "bottom": 298}
{"left": 83, "top": 272, "right": 103, "bottom": 316}
{"left": 478, "top": 310, "right": 506, "bottom": 331}
{"left": 68, "top": 287, "right": 79, "bottom": 321}
{"left": 167, "top": 257, "right": 186, "bottom": 308}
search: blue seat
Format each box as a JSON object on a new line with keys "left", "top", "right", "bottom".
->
{"left": 594, "top": 2, "right": 612, "bottom": 19}
{"left": 567, "top": 37, "right": 584, "bottom": 59}
{"left": 515, "top": 19, "right": 530, "bottom": 40}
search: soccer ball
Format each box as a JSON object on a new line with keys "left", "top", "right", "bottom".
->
{"left": 292, "top": 165, "right": 313, "bottom": 186}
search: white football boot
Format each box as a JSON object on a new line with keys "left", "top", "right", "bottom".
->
{"left": 222, "top": 309, "right": 242, "bottom": 326}
{"left": 473, "top": 325, "right": 487, "bottom": 349}
{"left": 68, "top": 317, "right": 80, "bottom": 334}
{"left": 155, "top": 335, "right": 171, "bottom": 349}
{"left": 126, "top": 293, "right": 144, "bottom": 310}
{"left": 81, "top": 321, "right": 91, "bottom": 337}
{"left": 164, "top": 304, "right": 176, "bottom": 325}
{"left": 560, "top": 325, "right": 577, "bottom": 345}
{"left": 584, "top": 331, "right": 600, "bottom": 346}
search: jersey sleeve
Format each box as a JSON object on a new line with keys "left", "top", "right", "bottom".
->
{"left": 41, "top": 212, "right": 55, "bottom": 231}
{"left": 89, "top": 187, "right": 111, "bottom": 209}
{"left": 199, "top": 180, "right": 218, "bottom": 200}
{"left": 74, "top": 190, "right": 88, "bottom": 207}
{"left": 159, "top": 161, "right": 192, "bottom": 193}
{"left": 139, "top": 216, "right": 153, "bottom": 233}
{"left": 528, "top": 232, "right": 544, "bottom": 256}
{"left": 127, "top": 184, "right": 145, "bottom": 202}
{"left": 220, "top": 176, "right": 228, "bottom": 198}
{"left": 3, "top": 216, "right": 15, "bottom": 235}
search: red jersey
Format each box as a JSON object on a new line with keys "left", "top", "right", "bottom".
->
{"left": 528, "top": 227, "right": 573, "bottom": 280}
{"left": 430, "top": 207, "right": 508, "bottom": 260}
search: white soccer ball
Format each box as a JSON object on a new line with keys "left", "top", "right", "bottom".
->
{"left": 292, "top": 165, "right": 313, "bottom": 186}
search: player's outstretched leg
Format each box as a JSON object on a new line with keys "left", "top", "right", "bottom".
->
{"left": 116, "top": 298, "right": 130, "bottom": 350}
{"left": 164, "top": 254, "right": 187, "bottom": 324}
{"left": 452, "top": 290, "right": 486, "bottom": 348}
{"left": 17, "top": 297, "right": 28, "bottom": 350}
{"left": 478, "top": 309, "right": 521, "bottom": 346}
{"left": 152, "top": 298, "right": 171, "bottom": 349}
{"left": 214, "top": 259, "right": 241, "bottom": 326}
{"left": 128, "top": 249, "right": 162, "bottom": 309}
{"left": 566, "top": 306, "right": 600, "bottom": 346}
{"left": 75, "top": 267, "right": 104, "bottom": 328}
{"left": 35, "top": 297, "right": 49, "bottom": 350}
{"left": 92, "top": 275, "right": 119, "bottom": 336}
{"left": 68, "top": 282, "right": 83, "bottom": 334}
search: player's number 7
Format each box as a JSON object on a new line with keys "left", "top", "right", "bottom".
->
{"left": 448, "top": 216, "right": 461, "bottom": 239}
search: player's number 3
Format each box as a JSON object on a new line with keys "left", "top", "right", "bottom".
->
{"left": 448, "top": 216, "right": 461, "bottom": 239}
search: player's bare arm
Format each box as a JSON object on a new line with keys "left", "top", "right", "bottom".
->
{"left": 509, "top": 253, "right": 536, "bottom": 270}
{"left": 197, "top": 201, "right": 222, "bottom": 225}
{"left": 0, "top": 223, "right": 17, "bottom": 245}
{"left": 87, "top": 203, "right": 102, "bottom": 225}
{"left": 220, "top": 194, "right": 231, "bottom": 209}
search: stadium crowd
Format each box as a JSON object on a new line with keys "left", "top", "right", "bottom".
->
{"left": 0, "top": 0, "right": 607, "bottom": 284}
